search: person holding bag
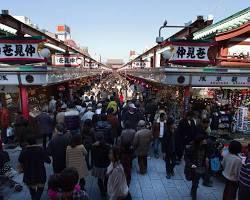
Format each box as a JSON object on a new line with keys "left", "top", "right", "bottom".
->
{"left": 184, "top": 134, "right": 209, "bottom": 200}
{"left": 107, "top": 146, "right": 131, "bottom": 200}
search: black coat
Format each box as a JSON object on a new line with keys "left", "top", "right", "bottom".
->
{"left": 176, "top": 119, "right": 196, "bottom": 146}
{"left": 92, "top": 144, "right": 110, "bottom": 168}
{"left": 47, "top": 133, "right": 71, "bottom": 173}
{"left": 162, "top": 129, "right": 177, "bottom": 156}
{"left": 18, "top": 145, "right": 51, "bottom": 185}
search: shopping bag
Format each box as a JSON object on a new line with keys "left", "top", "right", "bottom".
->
{"left": 210, "top": 157, "right": 221, "bottom": 172}
{"left": 6, "top": 127, "right": 14, "bottom": 137}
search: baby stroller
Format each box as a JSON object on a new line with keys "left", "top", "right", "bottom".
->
{"left": 0, "top": 150, "right": 23, "bottom": 193}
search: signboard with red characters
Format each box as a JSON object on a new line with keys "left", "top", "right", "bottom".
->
{"left": 0, "top": 37, "right": 45, "bottom": 62}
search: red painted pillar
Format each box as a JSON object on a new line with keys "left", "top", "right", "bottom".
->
{"left": 183, "top": 86, "right": 191, "bottom": 116}
{"left": 19, "top": 86, "right": 29, "bottom": 119}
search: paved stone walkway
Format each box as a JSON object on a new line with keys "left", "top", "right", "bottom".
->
{"left": 2, "top": 147, "right": 224, "bottom": 200}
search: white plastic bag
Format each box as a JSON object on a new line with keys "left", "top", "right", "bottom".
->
{"left": 6, "top": 127, "right": 14, "bottom": 137}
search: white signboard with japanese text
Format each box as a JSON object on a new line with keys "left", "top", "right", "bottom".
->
{"left": 169, "top": 45, "right": 210, "bottom": 63}
{"left": 53, "top": 54, "right": 79, "bottom": 67}
{"left": 0, "top": 38, "right": 45, "bottom": 62}
{"left": 228, "top": 44, "right": 250, "bottom": 59}
{"left": 162, "top": 74, "right": 250, "bottom": 87}
{"left": 191, "top": 75, "right": 250, "bottom": 86}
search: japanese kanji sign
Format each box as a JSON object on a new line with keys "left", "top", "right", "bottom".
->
{"left": 166, "top": 41, "right": 214, "bottom": 64}
{"left": 53, "top": 54, "right": 79, "bottom": 67}
{"left": 0, "top": 38, "right": 45, "bottom": 62}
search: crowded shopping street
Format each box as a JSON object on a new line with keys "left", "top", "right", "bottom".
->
{"left": 0, "top": 1, "right": 250, "bottom": 200}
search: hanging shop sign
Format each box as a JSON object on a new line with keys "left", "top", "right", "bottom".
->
{"left": 164, "top": 40, "right": 215, "bottom": 64}
{"left": 0, "top": 73, "right": 19, "bottom": 85}
{"left": 0, "top": 37, "right": 45, "bottom": 62}
{"left": 52, "top": 54, "right": 80, "bottom": 67}
{"left": 163, "top": 74, "right": 250, "bottom": 87}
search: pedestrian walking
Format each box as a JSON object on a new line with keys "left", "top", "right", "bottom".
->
{"left": 36, "top": 106, "right": 54, "bottom": 149}
{"left": 18, "top": 135, "right": 51, "bottom": 200}
{"left": 238, "top": 143, "right": 250, "bottom": 200}
{"left": 47, "top": 123, "right": 71, "bottom": 173}
{"left": 222, "top": 140, "right": 242, "bottom": 200}
{"left": 66, "top": 134, "right": 89, "bottom": 190}
{"left": 133, "top": 120, "right": 153, "bottom": 174}
{"left": 152, "top": 112, "right": 167, "bottom": 158}
{"left": 107, "top": 146, "right": 131, "bottom": 200}
{"left": 162, "top": 118, "right": 177, "bottom": 179}
{"left": 92, "top": 134, "right": 110, "bottom": 198}
{"left": 184, "top": 134, "right": 209, "bottom": 200}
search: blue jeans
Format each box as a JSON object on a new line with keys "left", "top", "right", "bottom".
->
{"left": 153, "top": 138, "right": 162, "bottom": 157}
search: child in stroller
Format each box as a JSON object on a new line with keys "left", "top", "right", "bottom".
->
{"left": 0, "top": 139, "right": 23, "bottom": 195}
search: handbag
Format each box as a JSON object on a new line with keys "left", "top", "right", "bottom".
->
{"left": 6, "top": 127, "right": 14, "bottom": 137}
{"left": 210, "top": 157, "right": 221, "bottom": 172}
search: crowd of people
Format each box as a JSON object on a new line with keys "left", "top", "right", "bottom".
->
{"left": 0, "top": 76, "right": 250, "bottom": 200}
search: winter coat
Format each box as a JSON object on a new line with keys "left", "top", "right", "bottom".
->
{"left": 66, "top": 144, "right": 89, "bottom": 179}
{"left": 36, "top": 112, "right": 54, "bottom": 135}
{"left": 120, "top": 129, "right": 136, "bottom": 148}
{"left": 92, "top": 143, "right": 110, "bottom": 168}
{"left": 162, "top": 128, "right": 177, "bottom": 156}
{"left": 64, "top": 109, "right": 80, "bottom": 131}
{"left": 18, "top": 145, "right": 51, "bottom": 185}
{"left": 94, "top": 121, "right": 113, "bottom": 144}
{"left": 176, "top": 118, "right": 196, "bottom": 146}
{"left": 107, "top": 114, "right": 119, "bottom": 138}
{"left": 47, "top": 133, "right": 71, "bottom": 173}
{"left": 0, "top": 108, "right": 10, "bottom": 129}
{"left": 152, "top": 120, "right": 167, "bottom": 138}
{"left": 133, "top": 128, "right": 152, "bottom": 156}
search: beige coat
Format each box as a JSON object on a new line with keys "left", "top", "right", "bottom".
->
{"left": 133, "top": 128, "right": 153, "bottom": 156}
{"left": 66, "top": 144, "right": 89, "bottom": 179}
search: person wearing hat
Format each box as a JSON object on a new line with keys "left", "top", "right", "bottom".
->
{"left": 122, "top": 103, "right": 143, "bottom": 131}
{"left": 133, "top": 120, "right": 153, "bottom": 174}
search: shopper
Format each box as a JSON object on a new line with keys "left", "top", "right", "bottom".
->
{"left": 36, "top": 106, "right": 54, "bottom": 149}
{"left": 64, "top": 103, "right": 80, "bottom": 134}
{"left": 49, "top": 96, "right": 57, "bottom": 114}
{"left": 122, "top": 103, "right": 143, "bottom": 130}
{"left": 81, "top": 119, "right": 95, "bottom": 169}
{"left": 18, "top": 135, "right": 51, "bottom": 200}
{"left": 133, "top": 120, "right": 153, "bottom": 174}
{"left": 81, "top": 106, "right": 95, "bottom": 123}
{"left": 184, "top": 134, "right": 208, "bottom": 200}
{"left": 95, "top": 103, "right": 103, "bottom": 115}
{"left": 66, "top": 134, "right": 89, "bottom": 190}
{"left": 107, "top": 146, "right": 131, "bottom": 200}
{"left": 152, "top": 112, "right": 167, "bottom": 158}
{"left": 162, "top": 118, "right": 177, "bottom": 179}
{"left": 238, "top": 143, "right": 250, "bottom": 200}
{"left": 92, "top": 134, "right": 110, "bottom": 198}
{"left": 56, "top": 104, "right": 67, "bottom": 125}
{"left": 47, "top": 123, "right": 70, "bottom": 173}
{"left": 222, "top": 140, "right": 242, "bottom": 200}
{"left": 120, "top": 121, "right": 136, "bottom": 150}
{"left": 176, "top": 111, "right": 196, "bottom": 163}
{"left": 59, "top": 168, "right": 89, "bottom": 200}
{"left": 0, "top": 102, "right": 10, "bottom": 144}
{"left": 107, "top": 108, "right": 119, "bottom": 144}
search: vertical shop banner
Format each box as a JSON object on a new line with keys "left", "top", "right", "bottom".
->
{"left": 0, "top": 37, "right": 45, "bottom": 62}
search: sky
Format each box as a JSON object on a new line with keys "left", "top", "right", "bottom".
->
{"left": 1, "top": 0, "right": 249, "bottom": 62}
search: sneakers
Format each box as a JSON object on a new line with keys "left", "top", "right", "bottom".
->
{"left": 166, "top": 173, "right": 171, "bottom": 179}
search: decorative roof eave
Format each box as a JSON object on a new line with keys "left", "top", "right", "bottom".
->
{"left": 215, "top": 21, "right": 250, "bottom": 41}
{"left": 193, "top": 7, "right": 250, "bottom": 40}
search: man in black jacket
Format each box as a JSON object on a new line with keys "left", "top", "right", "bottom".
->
{"left": 176, "top": 112, "right": 196, "bottom": 163}
{"left": 47, "top": 124, "right": 71, "bottom": 173}
{"left": 162, "top": 118, "right": 177, "bottom": 179}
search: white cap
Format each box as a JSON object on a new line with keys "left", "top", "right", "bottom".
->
{"left": 129, "top": 103, "right": 136, "bottom": 109}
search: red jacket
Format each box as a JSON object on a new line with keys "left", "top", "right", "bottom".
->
{"left": 0, "top": 108, "right": 10, "bottom": 129}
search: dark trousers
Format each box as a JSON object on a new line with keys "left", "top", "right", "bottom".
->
{"left": 1, "top": 128, "right": 7, "bottom": 144}
{"left": 85, "top": 148, "right": 93, "bottom": 170}
{"left": 176, "top": 141, "right": 184, "bottom": 161}
{"left": 79, "top": 178, "right": 85, "bottom": 191}
{"left": 42, "top": 133, "right": 52, "bottom": 149}
{"left": 165, "top": 153, "right": 176, "bottom": 175}
{"left": 223, "top": 178, "right": 238, "bottom": 200}
{"left": 191, "top": 172, "right": 207, "bottom": 199}
{"left": 138, "top": 156, "right": 147, "bottom": 174}
{"left": 98, "top": 178, "right": 107, "bottom": 197}
{"left": 28, "top": 186, "right": 44, "bottom": 200}
{"left": 238, "top": 185, "right": 250, "bottom": 200}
